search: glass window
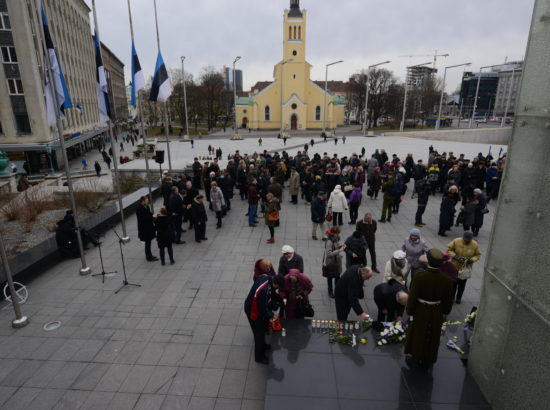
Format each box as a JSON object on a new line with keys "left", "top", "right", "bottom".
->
{"left": 316, "top": 106, "right": 321, "bottom": 121}
{"left": 265, "top": 106, "right": 270, "bottom": 121}
{"left": 7, "top": 79, "right": 23, "bottom": 95}
{"left": 0, "top": 13, "right": 10, "bottom": 30}
{"left": 1, "top": 46, "right": 17, "bottom": 63}
{"left": 14, "top": 113, "right": 31, "bottom": 134}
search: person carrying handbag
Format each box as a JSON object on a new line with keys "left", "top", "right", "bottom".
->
{"left": 323, "top": 227, "right": 346, "bottom": 298}
{"left": 264, "top": 193, "right": 281, "bottom": 244}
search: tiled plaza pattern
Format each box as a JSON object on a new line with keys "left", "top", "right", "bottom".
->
{"left": 0, "top": 137, "right": 493, "bottom": 409}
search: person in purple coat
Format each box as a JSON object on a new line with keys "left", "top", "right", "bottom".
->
{"left": 347, "top": 185, "right": 363, "bottom": 224}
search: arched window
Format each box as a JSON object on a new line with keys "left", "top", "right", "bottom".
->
{"left": 289, "top": 26, "right": 292, "bottom": 40}
{"left": 315, "top": 105, "right": 321, "bottom": 121}
{"left": 265, "top": 106, "right": 270, "bottom": 121}
{"left": 298, "top": 26, "right": 301, "bottom": 40}
{"left": 293, "top": 26, "right": 297, "bottom": 39}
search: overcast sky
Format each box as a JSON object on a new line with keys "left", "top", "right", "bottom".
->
{"left": 86, "top": 0, "right": 534, "bottom": 94}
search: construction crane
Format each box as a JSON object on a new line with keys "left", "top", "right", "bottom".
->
{"left": 399, "top": 50, "right": 450, "bottom": 70}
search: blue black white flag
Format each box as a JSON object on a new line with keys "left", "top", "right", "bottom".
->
{"left": 37, "top": 0, "right": 72, "bottom": 126}
{"left": 149, "top": 51, "right": 172, "bottom": 102}
{"left": 130, "top": 42, "right": 146, "bottom": 118}
{"left": 498, "top": 147, "right": 504, "bottom": 158}
{"left": 75, "top": 103, "right": 83, "bottom": 115}
{"left": 93, "top": 32, "right": 111, "bottom": 125}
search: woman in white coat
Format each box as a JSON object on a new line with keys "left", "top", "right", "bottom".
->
{"left": 327, "top": 185, "right": 348, "bottom": 226}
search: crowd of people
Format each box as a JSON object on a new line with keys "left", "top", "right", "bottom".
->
{"left": 130, "top": 139, "right": 502, "bottom": 367}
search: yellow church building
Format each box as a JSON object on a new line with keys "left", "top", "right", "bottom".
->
{"left": 236, "top": 0, "right": 346, "bottom": 132}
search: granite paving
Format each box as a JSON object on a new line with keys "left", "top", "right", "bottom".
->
{"left": 0, "top": 136, "right": 495, "bottom": 409}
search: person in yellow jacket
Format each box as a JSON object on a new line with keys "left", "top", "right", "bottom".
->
{"left": 446, "top": 231, "right": 481, "bottom": 304}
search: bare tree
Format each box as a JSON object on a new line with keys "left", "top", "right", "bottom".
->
{"left": 199, "top": 66, "right": 225, "bottom": 131}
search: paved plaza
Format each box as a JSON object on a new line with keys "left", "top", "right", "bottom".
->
{"left": 0, "top": 136, "right": 496, "bottom": 409}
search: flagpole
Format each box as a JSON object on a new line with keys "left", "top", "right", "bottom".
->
{"left": 91, "top": 0, "right": 129, "bottom": 242}
{"left": 153, "top": 0, "right": 173, "bottom": 173}
{"left": 34, "top": 0, "right": 90, "bottom": 275}
{"left": 0, "top": 233, "right": 29, "bottom": 328}
{"left": 127, "top": 0, "right": 154, "bottom": 211}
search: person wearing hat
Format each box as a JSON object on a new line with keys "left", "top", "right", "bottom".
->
{"left": 289, "top": 167, "right": 300, "bottom": 204}
{"left": 446, "top": 231, "right": 481, "bottom": 304}
{"left": 278, "top": 245, "right": 305, "bottom": 276}
{"left": 244, "top": 274, "right": 285, "bottom": 364}
{"left": 379, "top": 173, "right": 395, "bottom": 223}
{"left": 334, "top": 265, "right": 373, "bottom": 321}
{"left": 472, "top": 188, "right": 487, "bottom": 237}
{"left": 401, "top": 228, "right": 429, "bottom": 284}
{"left": 311, "top": 191, "right": 328, "bottom": 240}
{"left": 404, "top": 248, "right": 454, "bottom": 368}
{"left": 356, "top": 213, "right": 379, "bottom": 272}
{"left": 190, "top": 195, "right": 208, "bottom": 243}
{"left": 384, "top": 250, "right": 410, "bottom": 286}
{"left": 344, "top": 231, "right": 368, "bottom": 268}
{"left": 373, "top": 280, "right": 408, "bottom": 322}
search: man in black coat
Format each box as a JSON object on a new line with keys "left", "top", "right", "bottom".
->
{"left": 192, "top": 158, "right": 203, "bottom": 189}
{"left": 356, "top": 213, "right": 378, "bottom": 272}
{"left": 344, "top": 231, "right": 368, "bottom": 268}
{"left": 310, "top": 191, "right": 327, "bottom": 240}
{"left": 161, "top": 175, "right": 174, "bottom": 208}
{"left": 216, "top": 170, "right": 234, "bottom": 212}
{"left": 334, "top": 265, "right": 373, "bottom": 320}
{"left": 278, "top": 245, "right": 304, "bottom": 276}
{"left": 373, "top": 280, "right": 408, "bottom": 322}
{"left": 169, "top": 187, "right": 186, "bottom": 244}
{"left": 136, "top": 196, "right": 158, "bottom": 261}
{"left": 190, "top": 195, "right": 208, "bottom": 243}
{"left": 244, "top": 275, "right": 285, "bottom": 364}
{"left": 414, "top": 178, "right": 431, "bottom": 227}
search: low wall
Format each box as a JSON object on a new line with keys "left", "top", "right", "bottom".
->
{"left": 0, "top": 185, "right": 160, "bottom": 283}
{"left": 382, "top": 127, "right": 512, "bottom": 145}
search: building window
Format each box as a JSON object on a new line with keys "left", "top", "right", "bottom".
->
{"left": 289, "top": 26, "right": 292, "bottom": 40}
{"left": 291, "top": 103, "right": 297, "bottom": 110}
{"left": 298, "top": 26, "right": 301, "bottom": 39}
{"left": 264, "top": 105, "right": 270, "bottom": 121}
{"left": 1, "top": 46, "right": 17, "bottom": 63}
{"left": 292, "top": 50, "right": 297, "bottom": 56}
{"left": 316, "top": 105, "right": 321, "bottom": 121}
{"left": 7, "top": 79, "right": 23, "bottom": 95}
{"left": 293, "top": 26, "right": 297, "bottom": 39}
{"left": 0, "top": 13, "right": 10, "bottom": 30}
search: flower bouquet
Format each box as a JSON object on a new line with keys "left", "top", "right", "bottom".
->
{"left": 360, "top": 318, "right": 373, "bottom": 333}
{"left": 329, "top": 331, "right": 357, "bottom": 347}
{"left": 464, "top": 311, "right": 477, "bottom": 329}
{"left": 376, "top": 321, "right": 407, "bottom": 346}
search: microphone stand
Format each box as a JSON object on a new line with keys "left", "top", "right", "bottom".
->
{"left": 111, "top": 226, "right": 141, "bottom": 294}
{"left": 91, "top": 238, "right": 116, "bottom": 284}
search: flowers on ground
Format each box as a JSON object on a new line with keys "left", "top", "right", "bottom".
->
{"left": 376, "top": 321, "right": 408, "bottom": 346}
{"left": 464, "top": 311, "right": 477, "bottom": 328}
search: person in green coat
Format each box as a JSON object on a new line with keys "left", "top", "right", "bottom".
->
{"left": 264, "top": 193, "right": 281, "bottom": 244}
{"left": 404, "top": 248, "right": 453, "bottom": 369}
{"left": 379, "top": 174, "right": 395, "bottom": 223}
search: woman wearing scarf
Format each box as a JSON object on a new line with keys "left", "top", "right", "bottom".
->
{"left": 323, "top": 227, "right": 346, "bottom": 298}
{"left": 384, "top": 250, "right": 410, "bottom": 287}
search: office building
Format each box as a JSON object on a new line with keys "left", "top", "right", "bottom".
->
{"left": 493, "top": 65, "right": 523, "bottom": 117}
{"left": 460, "top": 72, "right": 499, "bottom": 117}
{"left": 223, "top": 66, "right": 243, "bottom": 93}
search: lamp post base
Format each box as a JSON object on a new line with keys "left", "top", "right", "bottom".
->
{"left": 121, "top": 236, "right": 131, "bottom": 244}
{"left": 181, "top": 135, "right": 190, "bottom": 141}
{"left": 230, "top": 134, "right": 243, "bottom": 140}
{"left": 79, "top": 266, "right": 91, "bottom": 276}
{"left": 12, "top": 316, "right": 29, "bottom": 328}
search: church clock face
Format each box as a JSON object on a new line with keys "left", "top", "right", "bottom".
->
{"left": 292, "top": 50, "right": 297, "bottom": 56}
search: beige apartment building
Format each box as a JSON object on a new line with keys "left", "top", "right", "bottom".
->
{"left": 0, "top": 0, "right": 126, "bottom": 173}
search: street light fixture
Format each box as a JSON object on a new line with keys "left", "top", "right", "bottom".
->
{"left": 180, "top": 56, "right": 190, "bottom": 139}
{"left": 436, "top": 62, "right": 471, "bottom": 130}
{"left": 279, "top": 58, "right": 294, "bottom": 137}
{"left": 362, "top": 60, "right": 391, "bottom": 136}
{"left": 232, "top": 56, "right": 241, "bottom": 137}
{"left": 400, "top": 62, "right": 432, "bottom": 132}
{"left": 469, "top": 63, "right": 509, "bottom": 128}
{"left": 323, "top": 60, "right": 344, "bottom": 135}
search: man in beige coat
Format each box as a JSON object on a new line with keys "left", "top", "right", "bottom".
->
{"left": 289, "top": 168, "right": 300, "bottom": 204}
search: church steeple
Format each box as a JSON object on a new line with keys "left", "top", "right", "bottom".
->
{"left": 289, "top": 0, "right": 302, "bottom": 17}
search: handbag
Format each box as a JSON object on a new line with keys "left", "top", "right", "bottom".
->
{"left": 295, "top": 298, "right": 315, "bottom": 318}
{"left": 367, "top": 188, "right": 374, "bottom": 197}
{"left": 267, "top": 209, "right": 279, "bottom": 222}
{"left": 343, "top": 184, "right": 353, "bottom": 192}
{"left": 325, "top": 212, "right": 333, "bottom": 222}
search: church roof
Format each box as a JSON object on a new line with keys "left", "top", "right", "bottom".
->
{"left": 289, "top": 0, "right": 303, "bottom": 17}
{"left": 250, "top": 81, "right": 272, "bottom": 94}
{"left": 332, "top": 95, "right": 347, "bottom": 105}
{"left": 313, "top": 80, "right": 349, "bottom": 94}
{"left": 236, "top": 96, "right": 253, "bottom": 106}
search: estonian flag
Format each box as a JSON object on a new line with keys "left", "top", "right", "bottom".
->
{"left": 130, "top": 42, "right": 146, "bottom": 118}
{"left": 93, "top": 32, "right": 111, "bottom": 125}
{"left": 38, "top": 0, "right": 72, "bottom": 126}
{"left": 149, "top": 51, "right": 172, "bottom": 102}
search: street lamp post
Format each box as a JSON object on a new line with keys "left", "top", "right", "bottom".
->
{"left": 232, "top": 56, "right": 241, "bottom": 137}
{"left": 180, "top": 56, "right": 190, "bottom": 139}
{"left": 400, "top": 62, "right": 431, "bottom": 132}
{"left": 436, "top": 63, "right": 471, "bottom": 130}
{"left": 323, "top": 60, "right": 344, "bottom": 135}
{"left": 279, "top": 58, "right": 293, "bottom": 137}
{"left": 469, "top": 63, "right": 509, "bottom": 128}
{"left": 362, "top": 60, "right": 391, "bottom": 136}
